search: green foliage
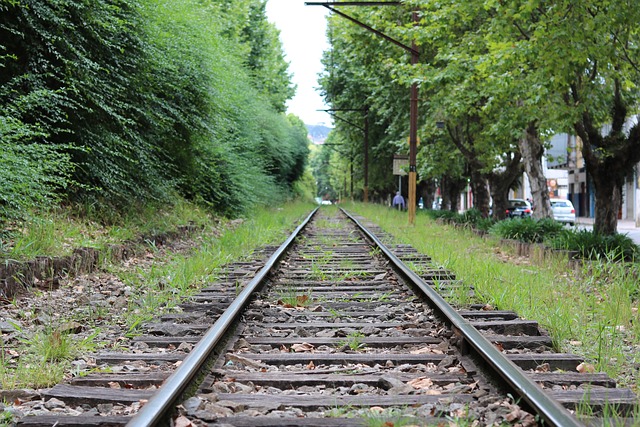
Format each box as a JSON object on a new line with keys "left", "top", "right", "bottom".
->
{"left": 490, "top": 217, "right": 564, "bottom": 243}
{"left": 0, "top": 0, "right": 306, "bottom": 221}
{"left": 546, "top": 229, "right": 639, "bottom": 262}
{"left": 422, "top": 208, "right": 496, "bottom": 231}
{"left": 0, "top": 122, "right": 73, "bottom": 224}
{"left": 423, "top": 209, "right": 458, "bottom": 222}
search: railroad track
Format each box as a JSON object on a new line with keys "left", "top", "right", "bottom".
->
{"left": 18, "top": 208, "right": 637, "bottom": 426}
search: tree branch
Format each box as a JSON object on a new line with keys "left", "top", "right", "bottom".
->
{"left": 513, "top": 22, "right": 530, "bottom": 41}
{"left": 612, "top": 30, "right": 640, "bottom": 74}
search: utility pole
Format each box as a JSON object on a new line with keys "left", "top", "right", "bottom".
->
{"left": 307, "top": 1, "right": 419, "bottom": 223}
{"left": 408, "top": 9, "right": 419, "bottom": 225}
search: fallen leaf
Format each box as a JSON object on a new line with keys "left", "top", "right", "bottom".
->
{"left": 174, "top": 415, "right": 195, "bottom": 427}
{"left": 108, "top": 381, "right": 121, "bottom": 389}
{"left": 291, "top": 342, "right": 315, "bottom": 352}
{"left": 306, "top": 360, "right": 315, "bottom": 370}
{"left": 534, "top": 363, "right": 550, "bottom": 373}
{"left": 407, "top": 377, "right": 433, "bottom": 390}
{"left": 410, "top": 347, "right": 435, "bottom": 355}
{"left": 577, "top": 362, "right": 595, "bottom": 373}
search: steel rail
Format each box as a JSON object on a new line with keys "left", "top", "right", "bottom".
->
{"left": 342, "top": 208, "right": 584, "bottom": 427}
{"left": 127, "top": 207, "right": 319, "bottom": 427}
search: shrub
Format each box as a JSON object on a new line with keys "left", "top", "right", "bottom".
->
{"left": 490, "top": 217, "right": 563, "bottom": 243}
{"left": 546, "top": 229, "right": 639, "bottom": 262}
{"left": 423, "top": 209, "right": 457, "bottom": 221}
{"left": 424, "top": 208, "right": 496, "bottom": 231}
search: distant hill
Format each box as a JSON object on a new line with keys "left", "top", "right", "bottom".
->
{"left": 306, "top": 124, "right": 332, "bottom": 145}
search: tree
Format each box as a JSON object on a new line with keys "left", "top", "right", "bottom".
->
{"left": 240, "top": 0, "right": 295, "bottom": 112}
{"left": 484, "top": 0, "right": 640, "bottom": 234}
{"left": 0, "top": 0, "right": 304, "bottom": 220}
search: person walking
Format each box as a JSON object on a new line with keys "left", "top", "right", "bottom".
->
{"left": 392, "top": 191, "right": 405, "bottom": 210}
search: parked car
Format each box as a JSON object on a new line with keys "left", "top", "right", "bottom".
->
{"left": 550, "top": 198, "right": 576, "bottom": 225}
{"left": 506, "top": 199, "right": 532, "bottom": 218}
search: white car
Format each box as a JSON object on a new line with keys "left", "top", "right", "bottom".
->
{"left": 550, "top": 198, "right": 576, "bottom": 225}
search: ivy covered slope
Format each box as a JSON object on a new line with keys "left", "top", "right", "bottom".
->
{"left": 0, "top": 0, "right": 310, "bottom": 222}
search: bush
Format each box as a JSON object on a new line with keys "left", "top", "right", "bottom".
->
{"left": 546, "top": 228, "right": 639, "bottom": 262}
{"left": 423, "top": 208, "right": 496, "bottom": 231}
{"left": 423, "top": 209, "right": 458, "bottom": 221}
{"left": 490, "top": 217, "right": 564, "bottom": 243}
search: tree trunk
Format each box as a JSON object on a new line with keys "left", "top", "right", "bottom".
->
{"left": 418, "top": 178, "right": 436, "bottom": 210}
{"left": 440, "top": 174, "right": 466, "bottom": 212}
{"left": 440, "top": 176, "right": 452, "bottom": 211}
{"left": 448, "top": 177, "right": 467, "bottom": 212}
{"left": 592, "top": 179, "right": 621, "bottom": 235}
{"left": 488, "top": 152, "right": 523, "bottom": 220}
{"left": 469, "top": 167, "right": 490, "bottom": 217}
{"left": 520, "top": 122, "right": 551, "bottom": 219}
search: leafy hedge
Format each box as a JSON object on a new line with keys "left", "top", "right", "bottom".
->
{"left": 546, "top": 229, "right": 639, "bottom": 262}
{"left": 423, "top": 208, "right": 496, "bottom": 231}
{"left": 426, "top": 210, "right": 640, "bottom": 262}
{"left": 490, "top": 217, "right": 564, "bottom": 243}
{"left": 490, "top": 217, "right": 639, "bottom": 262}
{"left": 0, "top": 0, "right": 309, "bottom": 224}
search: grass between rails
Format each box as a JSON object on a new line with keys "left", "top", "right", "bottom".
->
{"left": 0, "top": 200, "right": 315, "bottom": 391}
{"left": 112, "top": 200, "right": 317, "bottom": 340}
{"left": 346, "top": 202, "right": 640, "bottom": 394}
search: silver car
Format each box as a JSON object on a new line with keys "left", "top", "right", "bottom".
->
{"left": 550, "top": 198, "right": 576, "bottom": 225}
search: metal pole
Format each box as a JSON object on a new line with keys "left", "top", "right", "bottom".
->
{"left": 364, "top": 107, "right": 369, "bottom": 203}
{"left": 408, "top": 10, "right": 419, "bottom": 225}
{"left": 308, "top": 2, "right": 419, "bottom": 212}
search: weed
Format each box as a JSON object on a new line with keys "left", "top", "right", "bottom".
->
{"left": 0, "top": 410, "right": 14, "bottom": 425}
{"left": 327, "top": 307, "right": 342, "bottom": 319}
{"left": 278, "top": 287, "right": 313, "bottom": 308}
{"left": 325, "top": 404, "right": 356, "bottom": 418}
{"left": 376, "top": 291, "right": 393, "bottom": 302}
{"left": 361, "top": 408, "right": 417, "bottom": 427}
{"left": 368, "top": 246, "right": 381, "bottom": 257}
{"left": 339, "top": 258, "right": 355, "bottom": 269}
{"left": 338, "top": 331, "right": 366, "bottom": 351}
{"left": 310, "top": 262, "right": 328, "bottom": 280}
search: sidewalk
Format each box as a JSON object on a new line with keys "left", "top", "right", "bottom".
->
{"left": 576, "top": 217, "right": 638, "bottom": 230}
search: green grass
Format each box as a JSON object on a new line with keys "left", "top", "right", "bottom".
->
{"left": 347, "top": 202, "right": 640, "bottom": 393}
{"left": 277, "top": 287, "right": 314, "bottom": 308}
{"left": 361, "top": 408, "right": 417, "bottom": 427}
{"left": 0, "top": 199, "right": 316, "bottom": 389}
{"left": 1, "top": 198, "right": 213, "bottom": 259}
{"left": 119, "top": 200, "right": 316, "bottom": 330}
{"left": 338, "top": 331, "right": 366, "bottom": 351}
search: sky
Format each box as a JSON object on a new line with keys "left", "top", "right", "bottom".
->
{"left": 265, "top": 0, "right": 332, "bottom": 126}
